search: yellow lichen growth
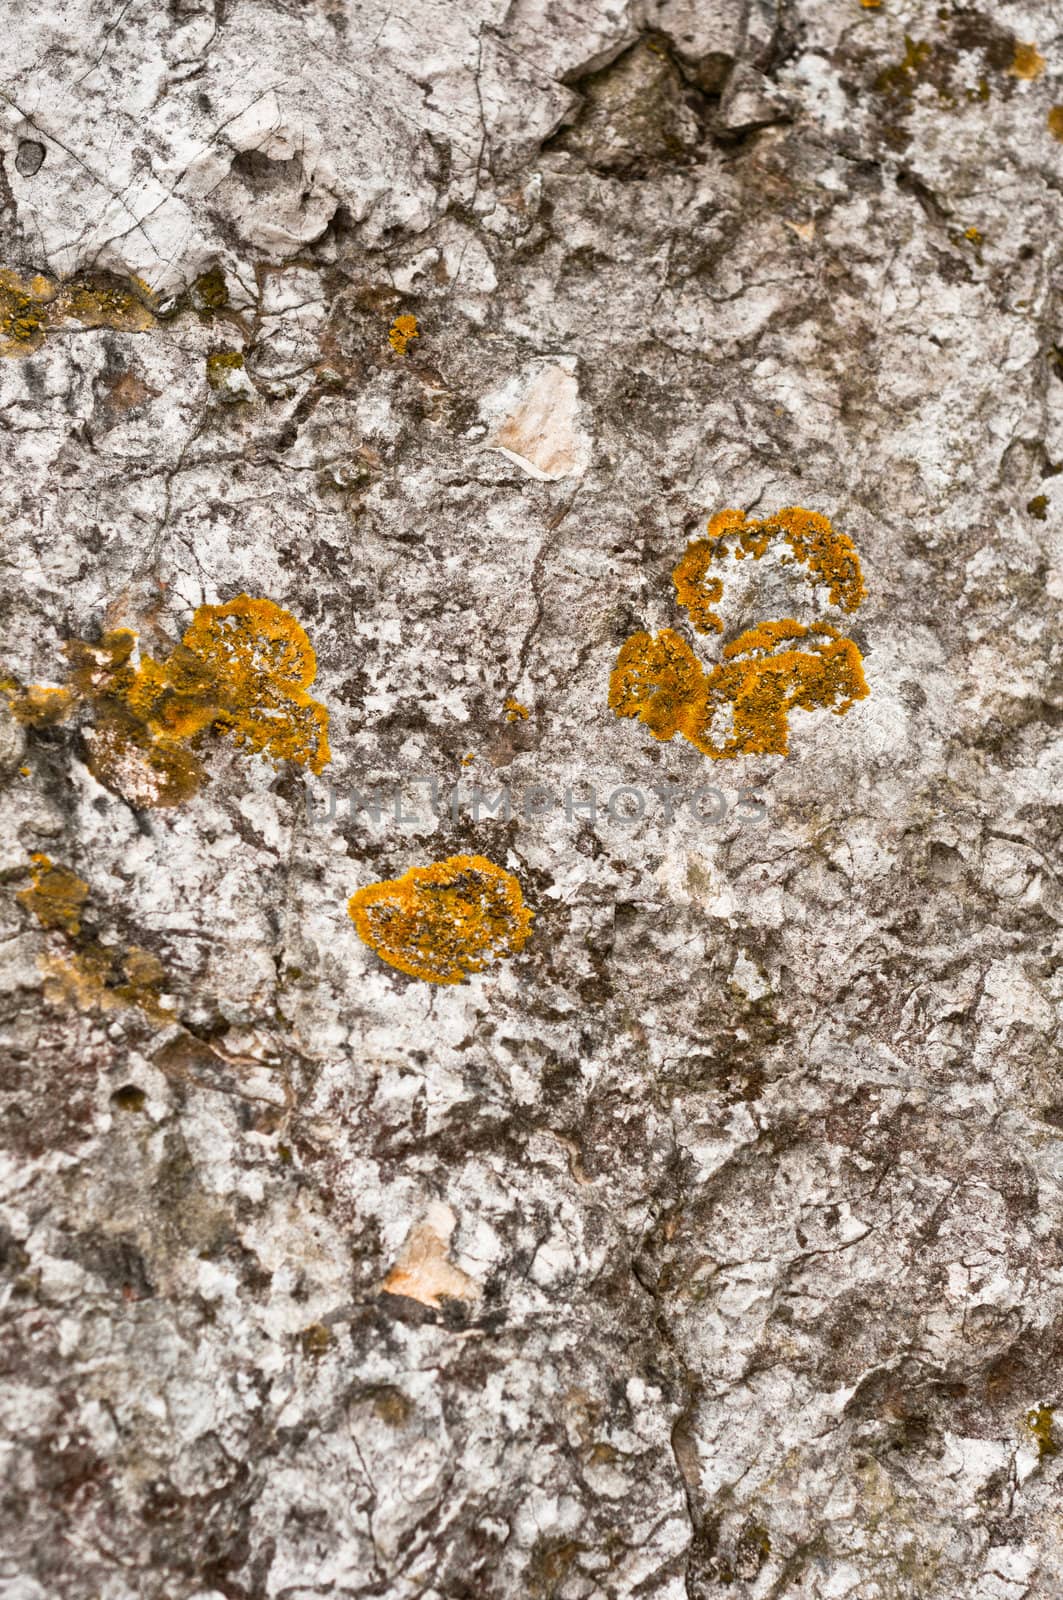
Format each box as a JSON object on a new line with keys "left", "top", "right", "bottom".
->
{"left": 504, "top": 697, "right": 529, "bottom": 721}
{"left": 206, "top": 348, "right": 246, "bottom": 388}
{"left": 610, "top": 623, "right": 868, "bottom": 760}
{"left": 1049, "top": 107, "right": 1063, "bottom": 142}
{"left": 1009, "top": 42, "right": 1044, "bottom": 80}
{"left": 0, "top": 269, "right": 50, "bottom": 354}
{"left": 7, "top": 598, "right": 330, "bottom": 808}
{"left": 612, "top": 505, "right": 869, "bottom": 761}
{"left": 388, "top": 313, "right": 419, "bottom": 355}
{"left": 17, "top": 854, "right": 89, "bottom": 936}
{"left": 348, "top": 855, "right": 534, "bottom": 985}
{"left": 672, "top": 541, "right": 725, "bottom": 634}
{"left": 0, "top": 268, "right": 154, "bottom": 358}
{"left": 205, "top": 348, "right": 253, "bottom": 403}
{"left": 700, "top": 506, "right": 866, "bottom": 613}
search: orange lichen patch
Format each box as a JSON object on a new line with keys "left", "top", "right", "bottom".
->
{"left": 1049, "top": 107, "right": 1063, "bottom": 142}
{"left": 672, "top": 540, "right": 725, "bottom": 633}
{"left": 609, "top": 629, "right": 710, "bottom": 745}
{"left": 615, "top": 506, "right": 870, "bottom": 761}
{"left": 696, "top": 622, "right": 868, "bottom": 758}
{"left": 504, "top": 697, "right": 529, "bottom": 721}
{"left": 610, "top": 623, "right": 867, "bottom": 760}
{"left": 388, "top": 313, "right": 419, "bottom": 355}
{"left": 705, "top": 505, "right": 867, "bottom": 613}
{"left": 175, "top": 597, "right": 331, "bottom": 771}
{"left": 349, "top": 854, "right": 534, "bottom": 985}
{"left": 9, "top": 598, "right": 331, "bottom": 808}
{"left": 860, "top": 0, "right": 882, "bottom": 8}
{"left": 17, "top": 854, "right": 89, "bottom": 936}
{"left": 1009, "top": 42, "right": 1044, "bottom": 80}
{"left": 706, "top": 508, "right": 749, "bottom": 543}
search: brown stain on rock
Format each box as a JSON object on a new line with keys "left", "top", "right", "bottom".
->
{"left": 17, "top": 855, "right": 176, "bottom": 1023}
{"left": 0, "top": 268, "right": 154, "bottom": 358}
{"left": 1008, "top": 42, "right": 1044, "bottom": 80}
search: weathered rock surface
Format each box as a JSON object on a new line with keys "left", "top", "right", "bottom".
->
{"left": 1, "top": 1, "right": 1061, "bottom": 1597}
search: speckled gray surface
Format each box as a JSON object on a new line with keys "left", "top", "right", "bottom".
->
{"left": 1, "top": 2, "right": 1062, "bottom": 1597}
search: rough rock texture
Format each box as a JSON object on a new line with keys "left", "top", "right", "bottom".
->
{"left": 1, "top": 2, "right": 1062, "bottom": 1597}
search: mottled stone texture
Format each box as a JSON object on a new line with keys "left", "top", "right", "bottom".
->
{"left": 1, "top": 1, "right": 1061, "bottom": 1597}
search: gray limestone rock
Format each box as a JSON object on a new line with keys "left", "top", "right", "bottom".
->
{"left": 1, "top": 2, "right": 1061, "bottom": 1598}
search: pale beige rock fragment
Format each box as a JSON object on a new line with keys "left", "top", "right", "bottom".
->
{"left": 488, "top": 360, "right": 587, "bottom": 481}
{"left": 381, "top": 1202, "right": 480, "bottom": 1308}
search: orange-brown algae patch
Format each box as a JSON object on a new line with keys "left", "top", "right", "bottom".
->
{"left": 672, "top": 541, "right": 725, "bottom": 634}
{"left": 5, "top": 684, "right": 75, "bottom": 726}
{"left": 1049, "top": 107, "right": 1063, "bottom": 142}
{"left": 1009, "top": 43, "right": 1045, "bottom": 80}
{"left": 348, "top": 854, "right": 534, "bottom": 985}
{"left": 388, "top": 313, "right": 419, "bottom": 355}
{"left": 17, "top": 854, "right": 89, "bottom": 936}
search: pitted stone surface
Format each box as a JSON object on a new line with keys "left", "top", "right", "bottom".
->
{"left": 1, "top": 3, "right": 1061, "bottom": 1598}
